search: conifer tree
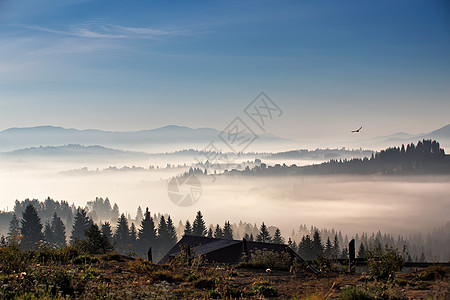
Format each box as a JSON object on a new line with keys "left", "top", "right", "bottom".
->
{"left": 51, "top": 212, "right": 66, "bottom": 247}
{"left": 324, "top": 237, "right": 333, "bottom": 258}
{"left": 111, "top": 203, "right": 120, "bottom": 221}
{"left": 8, "top": 213, "right": 20, "bottom": 241}
{"left": 312, "top": 230, "right": 324, "bottom": 258}
{"left": 223, "top": 221, "right": 233, "bottom": 240}
{"left": 44, "top": 221, "right": 54, "bottom": 244}
{"left": 332, "top": 234, "right": 340, "bottom": 259}
{"left": 114, "top": 214, "right": 130, "bottom": 253}
{"left": 256, "top": 222, "right": 271, "bottom": 243}
{"left": 85, "top": 223, "right": 113, "bottom": 254}
{"left": 166, "top": 216, "right": 177, "bottom": 246}
{"left": 71, "top": 208, "right": 92, "bottom": 244}
{"left": 184, "top": 220, "right": 192, "bottom": 236}
{"left": 207, "top": 227, "right": 213, "bottom": 238}
{"left": 272, "top": 228, "right": 284, "bottom": 244}
{"left": 129, "top": 223, "right": 137, "bottom": 249}
{"left": 20, "top": 204, "right": 44, "bottom": 249}
{"left": 135, "top": 206, "right": 144, "bottom": 224}
{"left": 357, "top": 243, "right": 366, "bottom": 259}
{"left": 138, "top": 208, "right": 157, "bottom": 251}
{"left": 101, "top": 222, "right": 113, "bottom": 242}
{"left": 214, "top": 224, "right": 223, "bottom": 239}
{"left": 192, "top": 211, "right": 207, "bottom": 237}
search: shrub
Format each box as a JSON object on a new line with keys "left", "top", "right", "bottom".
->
{"left": 252, "top": 276, "right": 278, "bottom": 297}
{"left": 240, "top": 249, "right": 292, "bottom": 270}
{"left": 366, "top": 246, "right": 404, "bottom": 281}
{"left": 340, "top": 286, "right": 375, "bottom": 300}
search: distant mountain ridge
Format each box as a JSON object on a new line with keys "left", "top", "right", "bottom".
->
{"left": 0, "top": 125, "right": 292, "bottom": 152}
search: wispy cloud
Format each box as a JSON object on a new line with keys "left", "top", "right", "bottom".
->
{"left": 20, "top": 23, "right": 201, "bottom": 40}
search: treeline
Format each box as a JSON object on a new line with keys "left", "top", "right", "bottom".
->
{"left": 2, "top": 198, "right": 448, "bottom": 263}
{"left": 226, "top": 140, "right": 450, "bottom": 175}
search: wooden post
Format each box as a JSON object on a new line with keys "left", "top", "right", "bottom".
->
{"left": 147, "top": 246, "right": 152, "bottom": 262}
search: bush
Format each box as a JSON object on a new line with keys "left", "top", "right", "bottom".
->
{"left": 252, "top": 276, "right": 278, "bottom": 297}
{"left": 340, "top": 286, "right": 375, "bottom": 300}
{"left": 366, "top": 246, "right": 404, "bottom": 281}
{"left": 239, "top": 249, "right": 292, "bottom": 270}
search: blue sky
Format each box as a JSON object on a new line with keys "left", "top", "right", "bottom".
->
{"left": 0, "top": 0, "right": 449, "bottom": 142}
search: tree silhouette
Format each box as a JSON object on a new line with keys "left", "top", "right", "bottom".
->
{"left": 312, "top": 230, "right": 324, "bottom": 258}
{"left": 256, "top": 223, "right": 271, "bottom": 243}
{"left": 85, "top": 223, "right": 113, "bottom": 254}
{"left": 111, "top": 203, "right": 120, "bottom": 222}
{"left": 20, "top": 204, "right": 44, "bottom": 249}
{"left": 332, "top": 234, "right": 340, "bottom": 259}
{"left": 166, "top": 216, "right": 177, "bottom": 246}
{"left": 214, "top": 224, "right": 223, "bottom": 239}
{"left": 136, "top": 206, "right": 144, "bottom": 224}
{"left": 8, "top": 213, "right": 20, "bottom": 242}
{"left": 223, "top": 221, "right": 233, "bottom": 240}
{"left": 207, "top": 227, "right": 213, "bottom": 238}
{"left": 272, "top": 228, "right": 284, "bottom": 244}
{"left": 101, "top": 222, "right": 113, "bottom": 243}
{"left": 51, "top": 212, "right": 66, "bottom": 247}
{"left": 129, "top": 223, "right": 137, "bottom": 250}
{"left": 192, "top": 211, "right": 207, "bottom": 237}
{"left": 43, "top": 221, "right": 54, "bottom": 245}
{"left": 324, "top": 237, "right": 333, "bottom": 258}
{"left": 114, "top": 214, "right": 130, "bottom": 253}
{"left": 184, "top": 220, "right": 192, "bottom": 236}
{"left": 138, "top": 208, "right": 157, "bottom": 254}
{"left": 71, "top": 208, "right": 91, "bottom": 244}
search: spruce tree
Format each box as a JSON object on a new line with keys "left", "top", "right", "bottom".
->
{"left": 184, "top": 220, "right": 192, "bottom": 236}
{"left": 166, "top": 216, "right": 177, "bottom": 246}
{"left": 272, "top": 228, "right": 284, "bottom": 244}
{"left": 114, "top": 214, "right": 130, "bottom": 253}
{"left": 324, "top": 237, "right": 333, "bottom": 258}
{"left": 71, "top": 208, "right": 92, "bottom": 244}
{"left": 44, "top": 221, "right": 54, "bottom": 244}
{"left": 207, "top": 227, "right": 213, "bottom": 238}
{"left": 256, "top": 222, "right": 271, "bottom": 243}
{"left": 223, "top": 221, "right": 233, "bottom": 240}
{"left": 85, "top": 223, "right": 113, "bottom": 254}
{"left": 51, "top": 212, "right": 66, "bottom": 247}
{"left": 192, "top": 211, "right": 207, "bottom": 237}
{"left": 357, "top": 243, "right": 366, "bottom": 259}
{"left": 138, "top": 208, "right": 157, "bottom": 252}
{"left": 136, "top": 206, "right": 144, "bottom": 224}
{"left": 101, "top": 222, "right": 113, "bottom": 243}
{"left": 129, "top": 223, "right": 137, "bottom": 249}
{"left": 214, "top": 224, "right": 223, "bottom": 239}
{"left": 20, "top": 204, "right": 44, "bottom": 249}
{"left": 8, "top": 213, "right": 20, "bottom": 241}
{"left": 332, "top": 234, "right": 340, "bottom": 259}
{"left": 312, "top": 230, "right": 324, "bottom": 258}
{"left": 111, "top": 203, "right": 120, "bottom": 221}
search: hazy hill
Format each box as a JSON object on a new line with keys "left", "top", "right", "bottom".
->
{"left": 0, "top": 125, "right": 293, "bottom": 152}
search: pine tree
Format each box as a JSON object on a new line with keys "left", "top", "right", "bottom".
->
{"left": 357, "top": 243, "right": 366, "bottom": 259}
{"left": 157, "top": 215, "right": 168, "bottom": 242}
{"left": 71, "top": 208, "right": 92, "bottom": 244}
{"left": 129, "top": 223, "right": 137, "bottom": 249}
{"left": 138, "top": 208, "right": 157, "bottom": 254}
{"left": 249, "top": 233, "right": 254, "bottom": 241}
{"left": 223, "top": 221, "right": 233, "bottom": 240}
{"left": 207, "top": 228, "right": 213, "bottom": 238}
{"left": 244, "top": 233, "right": 251, "bottom": 240}
{"left": 51, "top": 212, "right": 66, "bottom": 247}
{"left": 44, "top": 221, "right": 54, "bottom": 244}
{"left": 214, "top": 224, "right": 223, "bottom": 239}
{"left": 312, "top": 230, "right": 324, "bottom": 258}
{"left": 136, "top": 206, "right": 144, "bottom": 224}
{"left": 256, "top": 222, "right": 271, "bottom": 243}
{"left": 166, "top": 216, "right": 177, "bottom": 246}
{"left": 85, "top": 223, "right": 113, "bottom": 254}
{"left": 332, "top": 234, "right": 340, "bottom": 259}
{"left": 184, "top": 220, "right": 192, "bottom": 236}
{"left": 192, "top": 211, "right": 207, "bottom": 237}
{"left": 101, "top": 222, "right": 113, "bottom": 243}
{"left": 341, "top": 247, "right": 349, "bottom": 259}
{"left": 114, "top": 214, "right": 130, "bottom": 253}
{"left": 298, "top": 235, "right": 313, "bottom": 260}
{"left": 324, "top": 237, "right": 333, "bottom": 258}
{"left": 20, "top": 204, "right": 44, "bottom": 249}
{"left": 8, "top": 213, "right": 20, "bottom": 242}
{"left": 111, "top": 203, "right": 120, "bottom": 221}
{"left": 272, "top": 228, "right": 284, "bottom": 244}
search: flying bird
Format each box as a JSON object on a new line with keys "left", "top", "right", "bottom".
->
{"left": 351, "top": 126, "right": 362, "bottom": 133}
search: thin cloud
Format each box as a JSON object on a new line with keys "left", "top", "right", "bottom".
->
{"left": 20, "top": 23, "right": 201, "bottom": 40}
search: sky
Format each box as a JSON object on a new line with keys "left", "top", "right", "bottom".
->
{"left": 0, "top": 0, "right": 449, "bottom": 142}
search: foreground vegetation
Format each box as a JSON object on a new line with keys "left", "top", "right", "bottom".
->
{"left": 0, "top": 244, "right": 448, "bottom": 299}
